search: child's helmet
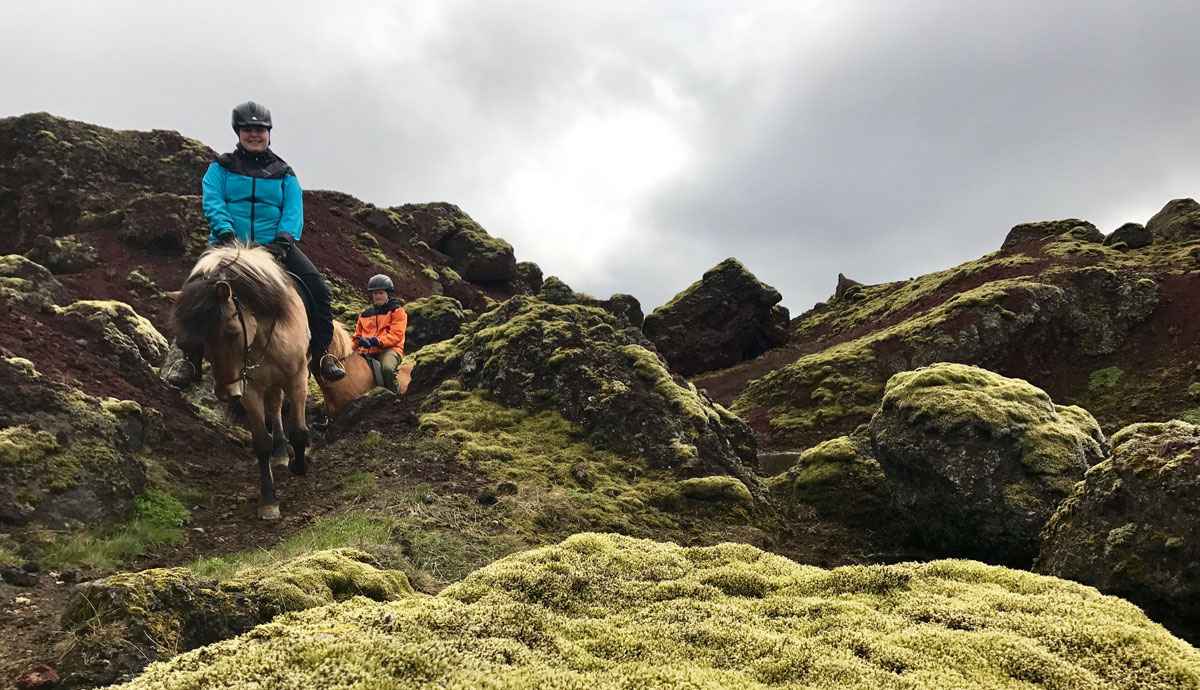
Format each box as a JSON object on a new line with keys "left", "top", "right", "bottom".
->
{"left": 366, "top": 274, "right": 394, "bottom": 292}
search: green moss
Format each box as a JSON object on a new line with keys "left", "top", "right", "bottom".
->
{"left": 881, "top": 363, "right": 1103, "bottom": 477}
{"left": 0, "top": 425, "right": 60, "bottom": 464}
{"left": 421, "top": 266, "right": 439, "bottom": 280}
{"left": 1090, "top": 366, "right": 1124, "bottom": 393}
{"left": 226, "top": 548, "right": 413, "bottom": 618}
{"left": 120, "top": 533, "right": 1200, "bottom": 690}
{"left": 678, "top": 476, "right": 753, "bottom": 506}
{"left": 418, "top": 387, "right": 683, "bottom": 538}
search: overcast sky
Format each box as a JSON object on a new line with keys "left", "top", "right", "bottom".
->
{"left": 4, "top": 1, "right": 1200, "bottom": 312}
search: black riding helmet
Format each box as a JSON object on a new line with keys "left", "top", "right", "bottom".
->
{"left": 232, "top": 101, "right": 273, "bottom": 132}
{"left": 366, "top": 274, "right": 394, "bottom": 292}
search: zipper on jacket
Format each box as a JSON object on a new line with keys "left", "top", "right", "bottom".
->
{"left": 250, "top": 177, "right": 257, "bottom": 238}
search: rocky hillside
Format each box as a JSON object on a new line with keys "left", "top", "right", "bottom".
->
{"left": 2, "top": 114, "right": 1198, "bottom": 688}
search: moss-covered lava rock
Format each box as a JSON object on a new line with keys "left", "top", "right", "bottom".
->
{"left": 644, "top": 257, "right": 789, "bottom": 377}
{"left": 767, "top": 426, "right": 905, "bottom": 531}
{"left": 119, "top": 533, "right": 1200, "bottom": 689}
{"left": 60, "top": 548, "right": 411, "bottom": 687}
{"left": 1037, "top": 420, "right": 1200, "bottom": 644}
{"left": 0, "top": 356, "right": 148, "bottom": 529}
{"left": 402, "top": 294, "right": 466, "bottom": 354}
{"left": 870, "top": 363, "right": 1106, "bottom": 567}
{"left": 412, "top": 296, "right": 761, "bottom": 494}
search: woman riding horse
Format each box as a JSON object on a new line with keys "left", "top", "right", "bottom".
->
{"left": 168, "top": 100, "right": 346, "bottom": 387}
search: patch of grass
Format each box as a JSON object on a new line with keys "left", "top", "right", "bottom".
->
{"left": 1179, "top": 407, "right": 1200, "bottom": 424}
{"left": 341, "top": 472, "right": 378, "bottom": 500}
{"left": 1089, "top": 366, "right": 1124, "bottom": 393}
{"left": 39, "top": 489, "right": 190, "bottom": 571}
{"left": 189, "top": 511, "right": 394, "bottom": 581}
{"left": 360, "top": 430, "right": 385, "bottom": 450}
{"left": 0, "top": 545, "right": 21, "bottom": 568}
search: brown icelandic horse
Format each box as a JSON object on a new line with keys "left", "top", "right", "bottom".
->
{"left": 315, "top": 322, "right": 412, "bottom": 418}
{"left": 174, "top": 245, "right": 311, "bottom": 520}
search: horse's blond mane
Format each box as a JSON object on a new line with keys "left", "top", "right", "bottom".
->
{"left": 175, "top": 244, "right": 297, "bottom": 338}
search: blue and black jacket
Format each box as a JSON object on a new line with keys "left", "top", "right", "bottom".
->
{"left": 201, "top": 144, "right": 303, "bottom": 245}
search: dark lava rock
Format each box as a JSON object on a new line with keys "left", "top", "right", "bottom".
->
{"left": 511, "top": 261, "right": 544, "bottom": 296}
{"left": 870, "top": 363, "right": 1105, "bottom": 568}
{"left": 25, "top": 233, "right": 99, "bottom": 274}
{"left": 1036, "top": 420, "right": 1200, "bottom": 644}
{"left": 537, "top": 276, "right": 643, "bottom": 328}
{"left": 835, "top": 273, "right": 863, "bottom": 300}
{"left": 643, "top": 258, "right": 789, "bottom": 377}
{"left": 495, "top": 482, "right": 519, "bottom": 496}
{"left": 1103, "top": 222, "right": 1152, "bottom": 250}
{"left": 410, "top": 295, "right": 761, "bottom": 496}
{"left": 118, "top": 193, "right": 206, "bottom": 254}
{"left": 1146, "top": 198, "right": 1200, "bottom": 243}
{"left": 403, "top": 295, "right": 466, "bottom": 354}
{"left": 1, "top": 566, "right": 39, "bottom": 587}
{"left": 1001, "top": 219, "right": 1102, "bottom": 251}
{"left": 441, "top": 217, "right": 516, "bottom": 283}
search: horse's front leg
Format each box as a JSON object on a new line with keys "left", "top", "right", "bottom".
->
{"left": 285, "top": 372, "right": 310, "bottom": 477}
{"left": 266, "top": 388, "right": 289, "bottom": 474}
{"left": 240, "top": 389, "right": 280, "bottom": 520}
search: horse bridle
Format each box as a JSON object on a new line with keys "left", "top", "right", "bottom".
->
{"left": 212, "top": 281, "right": 279, "bottom": 388}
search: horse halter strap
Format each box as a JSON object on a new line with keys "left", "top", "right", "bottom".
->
{"left": 212, "top": 282, "right": 278, "bottom": 387}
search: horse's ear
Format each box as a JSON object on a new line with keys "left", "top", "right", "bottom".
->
{"left": 165, "top": 291, "right": 180, "bottom": 302}
{"left": 216, "top": 281, "right": 232, "bottom": 301}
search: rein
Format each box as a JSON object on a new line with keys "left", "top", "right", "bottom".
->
{"left": 206, "top": 251, "right": 281, "bottom": 387}
{"left": 213, "top": 292, "right": 279, "bottom": 387}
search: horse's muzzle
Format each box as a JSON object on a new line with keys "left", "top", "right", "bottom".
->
{"left": 215, "top": 380, "right": 245, "bottom": 402}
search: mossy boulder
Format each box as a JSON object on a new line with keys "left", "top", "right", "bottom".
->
{"left": 441, "top": 216, "right": 516, "bottom": 283}
{"left": 767, "top": 426, "right": 904, "bottom": 530}
{"left": 24, "top": 233, "right": 100, "bottom": 273}
{"left": 1037, "top": 420, "right": 1200, "bottom": 644}
{"left": 55, "top": 299, "right": 169, "bottom": 366}
{"left": 538, "top": 275, "right": 644, "bottom": 327}
{"left": 644, "top": 258, "right": 790, "bottom": 376}
{"left": 1146, "top": 198, "right": 1200, "bottom": 243}
{"left": 61, "top": 548, "right": 411, "bottom": 687}
{"left": 1104, "top": 222, "right": 1152, "bottom": 250}
{"left": 870, "top": 363, "right": 1106, "bottom": 567}
{"left": 120, "top": 533, "right": 1200, "bottom": 689}
{"left": 118, "top": 193, "right": 206, "bottom": 254}
{"left": 0, "top": 253, "right": 65, "bottom": 310}
{"left": 411, "top": 296, "right": 760, "bottom": 493}
{"left": 1001, "top": 218, "right": 1102, "bottom": 251}
{"left": 511, "top": 259, "right": 544, "bottom": 295}
{"left": 402, "top": 295, "right": 466, "bottom": 354}
{"left": 0, "top": 357, "right": 147, "bottom": 529}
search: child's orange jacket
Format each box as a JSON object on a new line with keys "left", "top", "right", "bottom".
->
{"left": 353, "top": 298, "right": 407, "bottom": 355}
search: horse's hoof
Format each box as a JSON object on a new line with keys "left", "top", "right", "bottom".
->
{"left": 258, "top": 504, "right": 281, "bottom": 520}
{"left": 271, "top": 456, "right": 290, "bottom": 472}
{"left": 288, "top": 460, "right": 307, "bottom": 476}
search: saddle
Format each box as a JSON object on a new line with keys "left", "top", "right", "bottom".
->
{"left": 359, "top": 353, "right": 388, "bottom": 389}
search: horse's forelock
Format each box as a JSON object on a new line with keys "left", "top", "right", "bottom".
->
{"left": 175, "top": 245, "right": 295, "bottom": 338}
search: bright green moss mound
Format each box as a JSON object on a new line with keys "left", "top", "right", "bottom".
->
{"left": 122, "top": 533, "right": 1199, "bottom": 689}
{"left": 882, "top": 363, "right": 1105, "bottom": 475}
{"left": 225, "top": 548, "right": 414, "bottom": 618}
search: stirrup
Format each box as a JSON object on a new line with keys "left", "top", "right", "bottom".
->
{"left": 317, "top": 353, "right": 346, "bottom": 382}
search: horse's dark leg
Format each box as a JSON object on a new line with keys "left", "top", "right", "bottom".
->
{"left": 266, "top": 388, "right": 289, "bottom": 473}
{"left": 286, "top": 371, "right": 310, "bottom": 477}
{"left": 240, "top": 390, "right": 280, "bottom": 520}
